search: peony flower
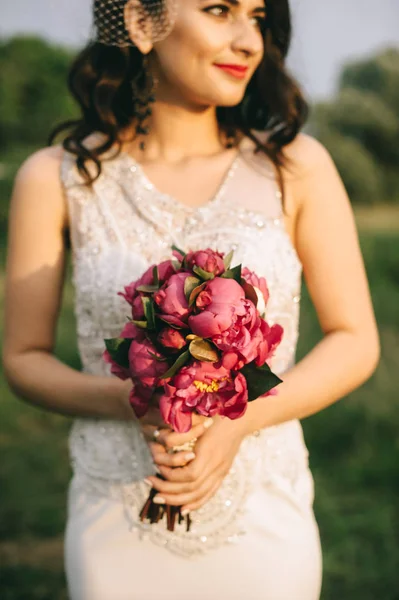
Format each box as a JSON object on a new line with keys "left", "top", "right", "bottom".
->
{"left": 241, "top": 267, "right": 270, "bottom": 311}
{"left": 214, "top": 300, "right": 264, "bottom": 370}
{"left": 128, "top": 335, "right": 169, "bottom": 390}
{"left": 188, "top": 278, "right": 246, "bottom": 338}
{"left": 120, "top": 321, "right": 140, "bottom": 338}
{"left": 154, "top": 272, "right": 192, "bottom": 322}
{"left": 159, "top": 361, "right": 248, "bottom": 432}
{"left": 185, "top": 248, "right": 225, "bottom": 276}
{"left": 255, "top": 321, "right": 284, "bottom": 367}
{"left": 103, "top": 350, "right": 130, "bottom": 380}
{"left": 132, "top": 295, "right": 145, "bottom": 320}
{"left": 158, "top": 327, "right": 187, "bottom": 350}
{"left": 129, "top": 383, "right": 154, "bottom": 419}
{"left": 102, "top": 321, "right": 141, "bottom": 380}
{"left": 118, "top": 260, "right": 176, "bottom": 309}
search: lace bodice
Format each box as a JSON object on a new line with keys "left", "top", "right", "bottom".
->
{"left": 60, "top": 136, "right": 312, "bottom": 557}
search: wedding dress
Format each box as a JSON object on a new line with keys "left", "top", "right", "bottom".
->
{"left": 61, "top": 134, "right": 322, "bottom": 600}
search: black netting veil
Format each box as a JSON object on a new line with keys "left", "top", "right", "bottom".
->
{"left": 93, "top": 0, "right": 179, "bottom": 46}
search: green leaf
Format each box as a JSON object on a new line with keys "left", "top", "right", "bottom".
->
{"left": 171, "top": 244, "right": 186, "bottom": 258}
{"left": 188, "top": 281, "right": 207, "bottom": 307}
{"left": 241, "top": 362, "right": 283, "bottom": 401}
{"left": 221, "top": 264, "right": 242, "bottom": 283}
{"left": 189, "top": 338, "right": 219, "bottom": 362}
{"left": 159, "top": 350, "right": 191, "bottom": 380}
{"left": 104, "top": 337, "right": 132, "bottom": 369}
{"left": 193, "top": 265, "right": 216, "bottom": 281}
{"left": 241, "top": 280, "right": 258, "bottom": 306}
{"left": 223, "top": 249, "right": 234, "bottom": 270}
{"left": 142, "top": 296, "right": 156, "bottom": 330}
{"left": 184, "top": 276, "right": 201, "bottom": 301}
{"left": 172, "top": 259, "right": 182, "bottom": 272}
{"left": 136, "top": 284, "right": 159, "bottom": 293}
{"left": 152, "top": 266, "right": 160, "bottom": 287}
{"left": 131, "top": 319, "right": 148, "bottom": 329}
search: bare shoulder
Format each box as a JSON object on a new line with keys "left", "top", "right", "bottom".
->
{"left": 283, "top": 133, "right": 334, "bottom": 181}
{"left": 281, "top": 133, "right": 343, "bottom": 216}
{"left": 15, "top": 144, "right": 65, "bottom": 185}
{"left": 12, "top": 144, "right": 68, "bottom": 227}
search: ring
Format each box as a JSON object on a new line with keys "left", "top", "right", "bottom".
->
{"left": 152, "top": 428, "right": 161, "bottom": 442}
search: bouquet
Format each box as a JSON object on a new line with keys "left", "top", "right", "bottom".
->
{"left": 103, "top": 246, "right": 284, "bottom": 532}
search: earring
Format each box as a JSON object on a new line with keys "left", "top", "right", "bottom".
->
{"left": 131, "top": 55, "right": 157, "bottom": 151}
{"left": 225, "top": 126, "right": 238, "bottom": 149}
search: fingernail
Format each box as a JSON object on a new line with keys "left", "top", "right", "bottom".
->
{"left": 153, "top": 496, "right": 166, "bottom": 504}
{"left": 181, "top": 509, "right": 190, "bottom": 517}
{"left": 144, "top": 478, "right": 152, "bottom": 486}
{"left": 185, "top": 452, "right": 196, "bottom": 461}
{"left": 204, "top": 418, "right": 214, "bottom": 429}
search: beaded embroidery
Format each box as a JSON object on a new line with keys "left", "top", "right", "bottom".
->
{"left": 61, "top": 141, "right": 313, "bottom": 557}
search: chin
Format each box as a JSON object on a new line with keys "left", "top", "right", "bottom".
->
{"left": 216, "top": 94, "right": 246, "bottom": 108}
{"left": 203, "top": 88, "right": 247, "bottom": 108}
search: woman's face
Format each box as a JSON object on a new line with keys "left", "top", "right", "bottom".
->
{"left": 152, "top": 0, "right": 266, "bottom": 108}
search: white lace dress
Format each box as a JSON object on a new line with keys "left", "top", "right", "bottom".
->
{"left": 61, "top": 138, "right": 322, "bottom": 600}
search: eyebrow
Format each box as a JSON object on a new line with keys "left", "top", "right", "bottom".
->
{"left": 200, "top": 0, "right": 266, "bottom": 14}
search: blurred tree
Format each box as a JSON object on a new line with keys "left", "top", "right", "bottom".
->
{"left": 311, "top": 122, "right": 384, "bottom": 206}
{"left": 311, "top": 48, "right": 399, "bottom": 205}
{"left": 0, "top": 36, "right": 77, "bottom": 149}
{"left": 340, "top": 49, "right": 399, "bottom": 114}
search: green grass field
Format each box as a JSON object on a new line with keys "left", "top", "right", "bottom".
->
{"left": 1, "top": 229, "right": 398, "bottom": 600}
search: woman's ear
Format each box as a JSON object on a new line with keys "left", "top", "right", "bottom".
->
{"left": 124, "top": 0, "right": 154, "bottom": 54}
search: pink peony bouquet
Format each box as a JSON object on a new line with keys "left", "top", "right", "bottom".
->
{"left": 103, "top": 246, "right": 284, "bottom": 531}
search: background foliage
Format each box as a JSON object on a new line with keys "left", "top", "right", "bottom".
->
{"left": 0, "top": 36, "right": 398, "bottom": 599}
{"left": 311, "top": 48, "right": 399, "bottom": 205}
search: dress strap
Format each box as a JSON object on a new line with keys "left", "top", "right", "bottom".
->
{"left": 228, "top": 135, "right": 284, "bottom": 220}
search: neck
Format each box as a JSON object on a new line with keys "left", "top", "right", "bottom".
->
{"left": 122, "top": 100, "right": 228, "bottom": 164}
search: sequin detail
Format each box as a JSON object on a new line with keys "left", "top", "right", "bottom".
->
{"left": 60, "top": 145, "right": 312, "bottom": 558}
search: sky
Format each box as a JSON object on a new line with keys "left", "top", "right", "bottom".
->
{"left": 0, "top": 0, "right": 398, "bottom": 99}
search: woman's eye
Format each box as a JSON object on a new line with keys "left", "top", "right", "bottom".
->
{"left": 204, "top": 5, "right": 267, "bottom": 30}
{"left": 204, "top": 5, "right": 230, "bottom": 18}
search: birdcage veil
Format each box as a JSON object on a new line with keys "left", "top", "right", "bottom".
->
{"left": 93, "top": 0, "right": 179, "bottom": 47}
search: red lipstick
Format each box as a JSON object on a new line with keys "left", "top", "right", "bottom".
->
{"left": 214, "top": 63, "right": 249, "bottom": 79}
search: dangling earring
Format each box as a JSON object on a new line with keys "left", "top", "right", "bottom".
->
{"left": 131, "top": 55, "right": 157, "bottom": 152}
{"left": 225, "top": 126, "right": 238, "bottom": 149}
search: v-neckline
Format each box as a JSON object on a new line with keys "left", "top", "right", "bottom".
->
{"left": 119, "top": 149, "right": 241, "bottom": 213}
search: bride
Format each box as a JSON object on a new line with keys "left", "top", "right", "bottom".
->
{"left": 2, "top": 1, "right": 380, "bottom": 598}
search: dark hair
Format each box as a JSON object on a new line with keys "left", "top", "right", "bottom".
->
{"left": 48, "top": 0, "right": 308, "bottom": 195}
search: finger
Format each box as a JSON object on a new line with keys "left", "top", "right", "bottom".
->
{"left": 139, "top": 406, "right": 168, "bottom": 429}
{"left": 181, "top": 479, "right": 222, "bottom": 514}
{"left": 145, "top": 475, "right": 195, "bottom": 496}
{"left": 148, "top": 441, "right": 167, "bottom": 458}
{"left": 141, "top": 426, "right": 169, "bottom": 444}
{"left": 191, "top": 413, "right": 212, "bottom": 427}
{"left": 151, "top": 450, "right": 196, "bottom": 469}
{"left": 161, "top": 419, "right": 214, "bottom": 451}
{"left": 151, "top": 476, "right": 217, "bottom": 507}
{"left": 156, "top": 456, "right": 209, "bottom": 484}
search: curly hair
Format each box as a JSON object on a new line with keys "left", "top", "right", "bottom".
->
{"left": 48, "top": 0, "right": 308, "bottom": 196}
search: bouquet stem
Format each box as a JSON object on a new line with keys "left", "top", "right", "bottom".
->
{"left": 139, "top": 474, "right": 192, "bottom": 532}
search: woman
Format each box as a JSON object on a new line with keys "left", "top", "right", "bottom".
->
{"left": 2, "top": 0, "right": 380, "bottom": 598}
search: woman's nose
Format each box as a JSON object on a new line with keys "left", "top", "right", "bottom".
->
{"left": 231, "top": 18, "right": 264, "bottom": 56}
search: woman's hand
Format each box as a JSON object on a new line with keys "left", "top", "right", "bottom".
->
{"left": 144, "top": 416, "right": 248, "bottom": 513}
{"left": 120, "top": 381, "right": 213, "bottom": 469}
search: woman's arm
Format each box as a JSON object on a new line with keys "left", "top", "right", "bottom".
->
{"left": 2, "top": 147, "right": 132, "bottom": 420}
{"left": 144, "top": 134, "right": 380, "bottom": 511}
{"left": 242, "top": 134, "right": 380, "bottom": 434}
